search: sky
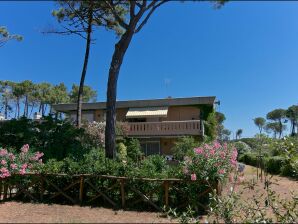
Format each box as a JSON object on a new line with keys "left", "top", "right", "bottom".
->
{"left": 1, "top": 1, "right": 298, "bottom": 138}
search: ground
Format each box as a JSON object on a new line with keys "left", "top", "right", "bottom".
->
{"left": 0, "top": 165, "right": 297, "bottom": 223}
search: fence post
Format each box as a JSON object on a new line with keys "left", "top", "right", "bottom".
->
{"left": 79, "top": 176, "right": 84, "bottom": 205}
{"left": 3, "top": 180, "right": 8, "bottom": 200}
{"left": 40, "top": 175, "right": 44, "bottom": 201}
{"left": 164, "top": 180, "right": 169, "bottom": 208}
{"left": 216, "top": 180, "right": 222, "bottom": 196}
{"left": 0, "top": 179, "right": 2, "bottom": 200}
{"left": 120, "top": 179, "right": 125, "bottom": 208}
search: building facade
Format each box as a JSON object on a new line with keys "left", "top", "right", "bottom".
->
{"left": 53, "top": 96, "right": 216, "bottom": 157}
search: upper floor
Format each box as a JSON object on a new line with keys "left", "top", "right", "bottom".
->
{"left": 53, "top": 96, "right": 216, "bottom": 137}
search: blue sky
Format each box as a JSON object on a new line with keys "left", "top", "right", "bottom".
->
{"left": 1, "top": 1, "right": 298, "bottom": 138}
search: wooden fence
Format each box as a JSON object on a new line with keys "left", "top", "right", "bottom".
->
{"left": 0, "top": 173, "right": 221, "bottom": 211}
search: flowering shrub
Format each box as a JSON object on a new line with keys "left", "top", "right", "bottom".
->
{"left": 0, "top": 144, "right": 44, "bottom": 178}
{"left": 183, "top": 141, "right": 238, "bottom": 181}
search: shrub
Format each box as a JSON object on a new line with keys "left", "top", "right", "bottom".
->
{"left": 0, "top": 144, "right": 44, "bottom": 178}
{"left": 183, "top": 141, "right": 237, "bottom": 182}
{"left": 0, "top": 117, "right": 92, "bottom": 161}
{"left": 238, "top": 152, "right": 258, "bottom": 167}
{"left": 233, "top": 141, "right": 251, "bottom": 157}
{"left": 172, "top": 137, "right": 197, "bottom": 161}
{"left": 266, "top": 156, "right": 285, "bottom": 174}
{"left": 125, "top": 138, "right": 143, "bottom": 162}
{"left": 117, "top": 142, "right": 127, "bottom": 161}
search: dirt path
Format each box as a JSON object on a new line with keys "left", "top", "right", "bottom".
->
{"left": 0, "top": 202, "right": 175, "bottom": 223}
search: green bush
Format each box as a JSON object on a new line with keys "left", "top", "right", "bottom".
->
{"left": 0, "top": 116, "right": 94, "bottom": 161}
{"left": 172, "top": 137, "right": 197, "bottom": 160}
{"left": 233, "top": 141, "right": 251, "bottom": 157}
{"left": 117, "top": 142, "right": 127, "bottom": 161}
{"left": 265, "top": 156, "right": 285, "bottom": 174}
{"left": 238, "top": 152, "right": 258, "bottom": 167}
{"left": 125, "top": 138, "right": 143, "bottom": 162}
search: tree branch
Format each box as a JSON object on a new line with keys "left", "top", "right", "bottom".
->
{"left": 105, "top": 0, "right": 129, "bottom": 30}
{"left": 134, "top": 0, "right": 169, "bottom": 33}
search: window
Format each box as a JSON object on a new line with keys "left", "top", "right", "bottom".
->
{"left": 140, "top": 141, "right": 160, "bottom": 156}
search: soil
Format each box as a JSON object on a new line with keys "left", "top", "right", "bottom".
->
{"left": 0, "top": 202, "right": 176, "bottom": 223}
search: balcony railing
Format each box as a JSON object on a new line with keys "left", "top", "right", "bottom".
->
{"left": 126, "top": 120, "right": 203, "bottom": 137}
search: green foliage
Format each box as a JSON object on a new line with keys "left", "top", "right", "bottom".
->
{"left": 204, "top": 110, "right": 217, "bottom": 141}
{"left": 0, "top": 80, "right": 97, "bottom": 119}
{"left": 0, "top": 117, "right": 94, "bottom": 161}
{"left": 172, "top": 137, "right": 197, "bottom": 161}
{"left": 238, "top": 152, "right": 258, "bottom": 167}
{"left": 253, "top": 117, "right": 266, "bottom": 134}
{"left": 235, "top": 129, "right": 243, "bottom": 139}
{"left": 69, "top": 84, "right": 97, "bottom": 103}
{"left": 233, "top": 141, "right": 251, "bottom": 157}
{"left": 117, "top": 142, "right": 127, "bottom": 161}
{"left": 266, "top": 156, "right": 285, "bottom": 174}
{"left": 125, "top": 138, "right": 143, "bottom": 162}
{"left": 0, "top": 26, "right": 22, "bottom": 47}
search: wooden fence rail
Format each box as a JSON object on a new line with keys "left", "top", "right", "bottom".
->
{"left": 0, "top": 173, "right": 221, "bottom": 211}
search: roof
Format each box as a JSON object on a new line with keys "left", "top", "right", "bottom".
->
{"left": 52, "top": 96, "right": 216, "bottom": 113}
{"left": 126, "top": 107, "right": 168, "bottom": 118}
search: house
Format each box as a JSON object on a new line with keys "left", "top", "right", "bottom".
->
{"left": 52, "top": 96, "right": 216, "bottom": 157}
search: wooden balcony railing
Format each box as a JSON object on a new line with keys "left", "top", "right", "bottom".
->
{"left": 126, "top": 120, "right": 203, "bottom": 136}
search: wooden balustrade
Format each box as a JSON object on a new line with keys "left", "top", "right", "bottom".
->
{"left": 0, "top": 173, "right": 220, "bottom": 211}
{"left": 127, "top": 120, "right": 203, "bottom": 136}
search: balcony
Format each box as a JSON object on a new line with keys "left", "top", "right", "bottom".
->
{"left": 126, "top": 120, "right": 203, "bottom": 137}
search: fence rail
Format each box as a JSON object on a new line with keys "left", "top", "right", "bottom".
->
{"left": 0, "top": 173, "right": 221, "bottom": 211}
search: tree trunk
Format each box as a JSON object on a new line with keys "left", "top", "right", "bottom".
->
{"left": 29, "top": 102, "right": 35, "bottom": 118}
{"left": 4, "top": 96, "right": 8, "bottom": 119}
{"left": 76, "top": 3, "right": 93, "bottom": 128}
{"left": 105, "top": 27, "right": 136, "bottom": 159}
{"left": 23, "top": 95, "right": 28, "bottom": 117}
{"left": 279, "top": 120, "right": 282, "bottom": 139}
{"left": 17, "top": 98, "right": 20, "bottom": 118}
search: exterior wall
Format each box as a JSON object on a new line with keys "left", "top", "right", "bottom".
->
{"left": 69, "top": 111, "right": 95, "bottom": 122}
{"left": 94, "top": 108, "right": 128, "bottom": 122}
{"left": 162, "top": 106, "right": 200, "bottom": 122}
{"left": 93, "top": 106, "right": 199, "bottom": 123}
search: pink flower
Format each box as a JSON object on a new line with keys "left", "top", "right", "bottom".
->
{"left": 0, "top": 149, "right": 8, "bottom": 156}
{"left": 19, "top": 169, "right": 26, "bottom": 175}
{"left": 1, "top": 159, "right": 7, "bottom": 165}
{"left": 191, "top": 173, "right": 197, "bottom": 181}
{"left": 218, "top": 169, "right": 225, "bottom": 174}
{"left": 8, "top": 153, "right": 15, "bottom": 161}
{"left": 10, "top": 163, "right": 17, "bottom": 169}
{"left": 213, "top": 141, "right": 221, "bottom": 149}
{"left": 220, "top": 151, "right": 226, "bottom": 159}
{"left": 194, "top": 147, "right": 204, "bottom": 154}
{"left": 21, "top": 144, "right": 29, "bottom": 153}
{"left": 210, "top": 149, "right": 215, "bottom": 155}
{"left": 0, "top": 167, "right": 10, "bottom": 178}
{"left": 21, "top": 163, "right": 28, "bottom": 169}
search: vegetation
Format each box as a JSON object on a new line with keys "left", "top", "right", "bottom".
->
{"left": 0, "top": 26, "right": 22, "bottom": 47}
{"left": 0, "top": 80, "right": 97, "bottom": 119}
{"left": 238, "top": 136, "right": 298, "bottom": 179}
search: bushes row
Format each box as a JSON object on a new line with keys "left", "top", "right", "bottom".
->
{"left": 238, "top": 152, "right": 298, "bottom": 179}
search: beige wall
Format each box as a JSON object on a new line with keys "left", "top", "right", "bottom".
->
{"left": 162, "top": 106, "right": 200, "bottom": 121}
{"left": 94, "top": 108, "right": 128, "bottom": 122}
{"left": 91, "top": 105, "right": 200, "bottom": 122}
